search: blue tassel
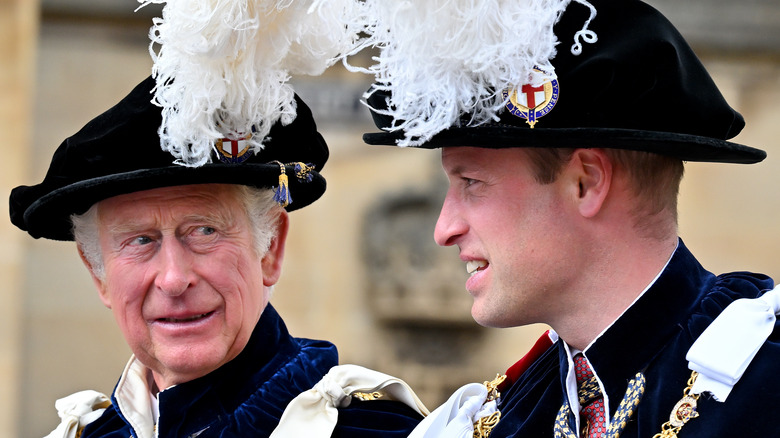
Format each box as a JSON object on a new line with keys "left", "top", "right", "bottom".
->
{"left": 273, "top": 162, "right": 291, "bottom": 207}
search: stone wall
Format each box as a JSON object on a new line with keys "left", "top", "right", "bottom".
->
{"left": 0, "top": 1, "right": 38, "bottom": 436}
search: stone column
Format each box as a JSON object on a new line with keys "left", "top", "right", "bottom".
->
{"left": 0, "top": 0, "right": 39, "bottom": 436}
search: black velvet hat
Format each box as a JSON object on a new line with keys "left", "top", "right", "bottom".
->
{"left": 9, "top": 76, "right": 328, "bottom": 241}
{"left": 363, "top": 0, "right": 766, "bottom": 164}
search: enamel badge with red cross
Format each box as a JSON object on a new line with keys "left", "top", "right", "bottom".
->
{"left": 502, "top": 69, "right": 559, "bottom": 128}
{"left": 216, "top": 134, "right": 252, "bottom": 164}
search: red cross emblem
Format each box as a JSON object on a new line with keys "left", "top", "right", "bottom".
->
{"left": 502, "top": 68, "right": 560, "bottom": 128}
{"left": 221, "top": 138, "right": 247, "bottom": 157}
{"left": 215, "top": 135, "right": 252, "bottom": 164}
{"left": 520, "top": 84, "right": 546, "bottom": 109}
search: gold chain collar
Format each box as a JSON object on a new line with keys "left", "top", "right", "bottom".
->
{"left": 653, "top": 371, "right": 701, "bottom": 438}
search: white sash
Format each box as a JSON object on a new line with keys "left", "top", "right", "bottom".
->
{"left": 270, "top": 364, "right": 428, "bottom": 437}
{"left": 687, "top": 284, "right": 779, "bottom": 401}
{"left": 43, "top": 390, "right": 111, "bottom": 438}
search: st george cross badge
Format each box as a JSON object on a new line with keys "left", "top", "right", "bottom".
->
{"left": 216, "top": 134, "right": 252, "bottom": 164}
{"left": 503, "top": 70, "right": 560, "bottom": 128}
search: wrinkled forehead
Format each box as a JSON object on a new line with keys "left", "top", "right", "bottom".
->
{"left": 96, "top": 184, "right": 244, "bottom": 227}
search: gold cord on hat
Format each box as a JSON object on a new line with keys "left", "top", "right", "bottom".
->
{"left": 293, "top": 162, "right": 315, "bottom": 182}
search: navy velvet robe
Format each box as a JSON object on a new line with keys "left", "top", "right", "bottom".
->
{"left": 81, "top": 305, "right": 422, "bottom": 437}
{"left": 492, "top": 240, "right": 778, "bottom": 437}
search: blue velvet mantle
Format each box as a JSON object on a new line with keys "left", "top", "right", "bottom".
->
{"left": 81, "top": 304, "right": 422, "bottom": 437}
{"left": 492, "top": 240, "right": 777, "bottom": 437}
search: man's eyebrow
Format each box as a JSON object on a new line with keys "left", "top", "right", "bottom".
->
{"left": 444, "top": 162, "right": 473, "bottom": 177}
{"left": 179, "top": 212, "right": 234, "bottom": 229}
{"left": 104, "top": 212, "right": 234, "bottom": 235}
{"left": 105, "top": 220, "right": 153, "bottom": 235}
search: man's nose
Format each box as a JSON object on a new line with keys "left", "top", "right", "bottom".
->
{"left": 433, "top": 195, "right": 466, "bottom": 247}
{"left": 155, "top": 238, "right": 194, "bottom": 296}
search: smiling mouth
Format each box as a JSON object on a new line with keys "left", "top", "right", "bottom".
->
{"left": 158, "top": 312, "right": 213, "bottom": 323}
{"left": 466, "top": 260, "right": 488, "bottom": 276}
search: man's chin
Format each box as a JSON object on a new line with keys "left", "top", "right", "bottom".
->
{"left": 144, "top": 348, "right": 236, "bottom": 389}
{"left": 470, "top": 306, "right": 509, "bottom": 329}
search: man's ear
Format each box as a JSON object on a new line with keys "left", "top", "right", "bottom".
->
{"left": 78, "top": 245, "right": 111, "bottom": 309}
{"left": 569, "top": 148, "right": 613, "bottom": 218}
{"left": 261, "top": 210, "right": 289, "bottom": 287}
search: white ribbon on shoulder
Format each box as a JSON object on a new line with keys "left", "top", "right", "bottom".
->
{"left": 270, "top": 364, "right": 429, "bottom": 438}
{"left": 407, "top": 382, "right": 498, "bottom": 438}
{"left": 44, "top": 390, "right": 111, "bottom": 438}
{"left": 686, "top": 284, "right": 779, "bottom": 401}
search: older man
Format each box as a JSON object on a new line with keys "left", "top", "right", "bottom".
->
{"left": 359, "top": 0, "right": 780, "bottom": 436}
{"left": 10, "top": 76, "right": 424, "bottom": 437}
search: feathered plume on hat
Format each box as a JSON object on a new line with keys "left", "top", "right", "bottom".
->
{"left": 350, "top": 0, "right": 597, "bottom": 147}
{"left": 137, "top": 0, "right": 364, "bottom": 166}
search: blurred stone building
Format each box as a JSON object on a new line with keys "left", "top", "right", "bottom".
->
{"left": 1, "top": 0, "right": 778, "bottom": 436}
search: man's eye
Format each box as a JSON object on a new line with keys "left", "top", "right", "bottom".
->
{"left": 132, "top": 236, "right": 153, "bottom": 246}
{"left": 197, "top": 226, "right": 216, "bottom": 236}
{"left": 463, "top": 177, "right": 478, "bottom": 187}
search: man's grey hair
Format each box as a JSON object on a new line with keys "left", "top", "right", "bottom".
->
{"left": 71, "top": 185, "right": 283, "bottom": 280}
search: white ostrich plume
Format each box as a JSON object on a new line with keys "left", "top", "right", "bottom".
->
{"left": 138, "top": 0, "right": 364, "bottom": 166}
{"left": 351, "top": 0, "right": 597, "bottom": 146}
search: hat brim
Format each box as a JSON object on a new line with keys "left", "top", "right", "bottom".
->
{"left": 19, "top": 163, "right": 325, "bottom": 241}
{"left": 363, "top": 125, "right": 766, "bottom": 164}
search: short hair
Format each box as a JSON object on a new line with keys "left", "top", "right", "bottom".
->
{"left": 72, "top": 185, "right": 282, "bottom": 281}
{"left": 523, "top": 147, "right": 685, "bottom": 239}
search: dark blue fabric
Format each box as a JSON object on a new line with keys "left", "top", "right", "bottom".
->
{"left": 493, "top": 240, "right": 777, "bottom": 437}
{"left": 81, "top": 304, "right": 422, "bottom": 437}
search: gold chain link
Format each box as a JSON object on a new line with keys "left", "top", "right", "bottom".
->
{"left": 473, "top": 374, "right": 507, "bottom": 438}
{"left": 652, "top": 371, "right": 700, "bottom": 438}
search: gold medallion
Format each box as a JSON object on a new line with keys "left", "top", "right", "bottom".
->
{"left": 669, "top": 395, "right": 699, "bottom": 427}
